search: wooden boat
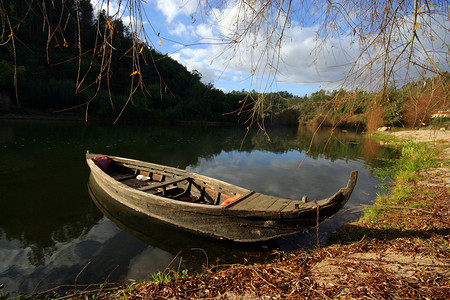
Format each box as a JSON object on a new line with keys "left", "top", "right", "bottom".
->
{"left": 86, "top": 152, "right": 358, "bottom": 242}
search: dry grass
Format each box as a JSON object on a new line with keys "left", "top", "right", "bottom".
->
{"left": 403, "top": 79, "right": 449, "bottom": 128}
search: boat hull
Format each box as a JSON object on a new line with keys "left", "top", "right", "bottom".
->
{"left": 86, "top": 153, "right": 357, "bottom": 242}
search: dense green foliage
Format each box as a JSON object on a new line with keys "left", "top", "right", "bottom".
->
{"left": 265, "top": 75, "right": 448, "bottom": 130}
{"left": 0, "top": 0, "right": 243, "bottom": 122}
{"left": 0, "top": 1, "right": 447, "bottom": 127}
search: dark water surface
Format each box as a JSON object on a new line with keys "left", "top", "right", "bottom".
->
{"left": 0, "top": 120, "right": 395, "bottom": 294}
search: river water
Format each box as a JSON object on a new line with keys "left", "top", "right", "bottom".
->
{"left": 0, "top": 120, "right": 395, "bottom": 294}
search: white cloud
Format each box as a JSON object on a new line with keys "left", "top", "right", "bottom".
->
{"left": 277, "top": 27, "right": 357, "bottom": 87}
{"left": 90, "top": 0, "right": 124, "bottom": 16}
{"left": 157, "top": 1, "right": 449, "bottom": 93}
{"left": 122, "top": 15, "right": 148, "bottom": 31}
{"left": 195, "top": 23, "right": 216, "bottom": 40}
{"left": 169, "top": 22, "right": 188, "bottom": 37}
{"left": 177, "top": 1, "right": 342, "bottom": 91}
{"left": 90, "top": 1, "right": 147, "bottom": 30}
{"left": 154, "top": 0, "right": 199, "bottom": 23}
{"left": 169, "top": 51, "right": 216, "bottom": 84}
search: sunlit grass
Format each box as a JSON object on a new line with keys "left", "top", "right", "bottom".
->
{"left": 151, "top": 269, "right": 189, "bottom": 284}
{"left": 362, "top": 139, "right": 439, "bottom": 222}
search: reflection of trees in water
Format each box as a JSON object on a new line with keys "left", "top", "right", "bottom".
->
{"left": 251, "top": 126, "right": 398, "bottom": 166}
{"left": 1, "top": 207, "right": 102, "bottom": 267}
{"left": 1, "top": 122, "right": 253, "bottom": 266}
{"left": 0, "top": 121, "right": 397, "bottom": 266}
{"left": 89, "top": 177, "right": 275, "bottom": 269}
{"left": 0, "top": 123, "right": 104, "bottom": 266}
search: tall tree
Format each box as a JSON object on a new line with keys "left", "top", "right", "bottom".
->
{"left": 198, "top": 0, "right": 448, "bottom": 128}
{"left": 1, "top": 0, "right": 448, "bottom": 125}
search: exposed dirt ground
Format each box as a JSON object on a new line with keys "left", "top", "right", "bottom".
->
{"left": 389, "top": 129, "right": 450, "bottom": 143}
{"left": 306, "top": 129, "right": 450, "bottom": 299}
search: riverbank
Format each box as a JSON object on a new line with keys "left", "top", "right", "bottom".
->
{"left": 114, "top": 129, "right": 449, "bottom": 299}
{"left": 6, "top": 129, "right": 449, "bottom": 299}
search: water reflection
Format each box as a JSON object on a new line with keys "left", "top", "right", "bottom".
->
{"left": 88, "top": 174, "right": 275, "bottom": 269}
{"left": 0, "top": 120, "right": 396, "bottom": 295}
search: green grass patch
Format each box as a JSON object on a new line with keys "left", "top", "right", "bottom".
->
{"left": 379, "top": 140, "right": 437, "bottom": 185}
{"left": 362, "top": 139, "right": 439, "bottom": 221}
{"left": 390, "top": 184, "right": 410, "bottom": 203}
{"left": 151, "top": 269, "right": 189, "bottom": 283}
{"left": 408, "top": 200, "right": 427, "bottom": 209}
{"left": 362, "top": 207, "right": 383, "bottom": 222}
{"left": 396, "top": 141, "right": 439, "bottom": 173}
{"left": 368, "top": 132, "right": 400, "bottom": 143}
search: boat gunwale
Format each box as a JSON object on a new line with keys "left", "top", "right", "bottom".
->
{"left": 87, "top": 157, "right": 230, "bottom": 211}
{"left": 86, "top": 153, "right": 358, "bottom": 214}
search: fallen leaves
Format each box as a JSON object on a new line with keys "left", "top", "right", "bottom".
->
{"left": 44, "top": 163, "right": 449, "bottom": 300}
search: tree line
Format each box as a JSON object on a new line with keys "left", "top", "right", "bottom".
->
{"left": 260, "top": 74, "right": 449, "bottom": 130}
{"left": 0, "top": 0, "right": 246, "bottom": 123}
{"left": 0, "top": 1, "right": 447, "bottom": 129}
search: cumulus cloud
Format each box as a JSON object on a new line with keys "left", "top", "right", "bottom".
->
{"left": 122, "top": 15, "right": 148, "bottom": 31}
{"left": 169, "top": 51, "right": 217, "bottom": 84}
{"left": 173, "top": 1, "right": 351, "bottom": 91}
{"left": 169, "top": 22, "right": 188, "bottom": 37}
{"left": 155, "top": 1, "right": 449, "bottom": 93}
{"left": 277, "top": 27, "right": 358, "bottom": 87}
{"left": 154, "top": 0, "right": 198, "bottom": 23}
{"left": 90, "top": 1, "right": 148, "bottom": 31}
{"left": 131, "top": 1, "right": 322, "bottom": 91}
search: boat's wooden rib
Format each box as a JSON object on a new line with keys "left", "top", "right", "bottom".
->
{"left": 138, "top": 176, "right": 190, "bottom": 191}
{"left": 117, "top": 174, "right": 138, "bottom": 182}
{"left": 220, "top": 191, "right": 256, "bottom": 208}
{"left": 86, "top": 152, "right": 358, "bottom": 242}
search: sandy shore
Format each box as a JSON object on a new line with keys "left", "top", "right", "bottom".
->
{"left": 385, "top": 129, "right": 450, "bottom": 188}
{"left": 389, "top": 128, "right": 450, "bottom": 143}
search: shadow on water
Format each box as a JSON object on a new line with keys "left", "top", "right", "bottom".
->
{"left": 88, "top": 174, "right": 278, "bottom": 270}
{"left": 0, "top": 120, "right": 397, "bottom": 295}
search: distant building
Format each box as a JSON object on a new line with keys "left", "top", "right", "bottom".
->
{"left": 432, "top": 109, "right": 450, "bottom": 118}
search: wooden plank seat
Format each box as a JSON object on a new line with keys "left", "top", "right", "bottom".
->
{"left": 138, "top": 176, "right": 190, "bottom": 192}
{"left": 115, "top": 174, "right": 138, "bottom": 181}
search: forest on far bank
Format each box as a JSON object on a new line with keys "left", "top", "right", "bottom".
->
{"left": 0, "top": 0, "right": 448, "bottom": 129}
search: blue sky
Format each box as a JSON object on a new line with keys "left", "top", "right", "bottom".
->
{"left": 90, "top": 0, "right": 352, "bottom": 96}
{"left": 91, "top": 0, "right": 449, "bottom": 96}
{"left": 141, "top": 0, "right": 347, "bottom": 96}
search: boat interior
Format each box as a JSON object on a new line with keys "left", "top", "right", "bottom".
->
{"left": 103, "top": 159, "right": 243, "bottom": 206}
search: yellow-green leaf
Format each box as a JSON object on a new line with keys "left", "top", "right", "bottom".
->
{"left": 417, "top": 3, "right": 425, "bottom": 14}
{"left": 107, "top": 19, "right": 113, "bottom": 34}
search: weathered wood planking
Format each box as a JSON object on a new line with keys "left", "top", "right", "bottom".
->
{"left": 230, "top": 194, "right": 279, "bottom": 211}
{"left": 138, "top": 176, "right": 190, "bottom": 191}
{"left": 87, "top": 152, "right": 358, "bottom": 242}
